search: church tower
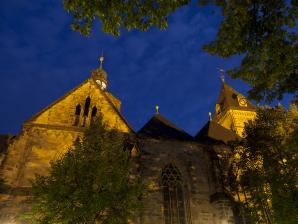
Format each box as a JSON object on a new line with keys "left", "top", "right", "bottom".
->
{"left": 213, "top": 76, "right": 256, "bottom": 136}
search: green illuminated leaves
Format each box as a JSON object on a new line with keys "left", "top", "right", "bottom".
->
{"left": 230, "top": 107, "right": 298, "bottom": 223}
{"left": 29, "top": 118, "right": 144, "bottom": 224}
{"left": 204, "top": 0, "right": 298, "bottom": 102}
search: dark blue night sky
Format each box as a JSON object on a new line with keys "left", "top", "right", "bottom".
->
{"left": 0, "top": 0, "right": 292, "bottom": 135}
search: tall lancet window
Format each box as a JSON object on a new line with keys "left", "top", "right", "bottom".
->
{"left": 83, "top": 97, "right": 91, "bottom": 116}
{"left": 82, "top": 97, "right": 91, "bottom": 126}
{"left": 91, "top": 106, "right": 97, "bottom": 123}
{"left": 162, "top": 164, "right": 186, "bottom": 224}
{"left": 74, "top": 104, "right": 81, "bottom": 126}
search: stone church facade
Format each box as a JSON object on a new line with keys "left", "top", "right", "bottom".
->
{"left": 0, "top": 58, "right": 256, "bottom": 224}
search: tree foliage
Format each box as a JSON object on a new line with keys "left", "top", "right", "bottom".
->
{"left": 204, "top": 0, "right": 298, "bottom": 102}
{"left": 63, "top": 0, "right": 190, "bottom": 36}
{"left": 28, "top": 118, "right": 144, "bottom": 224}
{"left": 229, "top": 106, "right": 298, "bottom": 223}
{"left": 63, "top": 0, "right": 297, "bottom": 103}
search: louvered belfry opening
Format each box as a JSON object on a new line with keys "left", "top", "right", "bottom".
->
{"left": 162, "top": 164, "right": 186, "bottom": 224}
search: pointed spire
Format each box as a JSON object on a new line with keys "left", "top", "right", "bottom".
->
{"left": 91, "top": 50, "right": 108, "bottom": 90}
{"left": 155, "top": 105, "right": 159, "bottom": 114}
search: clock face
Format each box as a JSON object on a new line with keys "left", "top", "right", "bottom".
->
{"left": 101, "top": 82, "right": 107, "bottom": 90}
{"left": 96, "top": 80, "right": 101, "bottom": 86}
{"left": 238, "top": 97, "right": 247, "bottom": 106}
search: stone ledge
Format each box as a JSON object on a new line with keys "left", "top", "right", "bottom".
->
{"left": 24, "top": 123, "right": 85, "bottom": 133}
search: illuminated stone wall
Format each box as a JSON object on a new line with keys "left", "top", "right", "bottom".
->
{"left": 28, "top": 79, "right": 128, "bottom": 131}
{"left": 0, "top": 77, "right": 249, "bottom": 224}
{"left": 0, "top": 78, "right": 130, "bottom": 223}
{"left": 217, "top": 109, "right": 256, "bottom": 137}
{"left": 137, "top": 138, "right": 237, "bottom": 224}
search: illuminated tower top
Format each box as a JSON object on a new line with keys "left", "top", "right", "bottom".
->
{"left": 91, "top": 54, "right": 108, "bottom": 91}
{"left": 213, "top": 80, "right": 256, "bottom": 136}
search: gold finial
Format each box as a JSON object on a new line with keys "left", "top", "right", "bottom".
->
{"left": 155, "top": 105, "right": 159, "bottom": 114}
{"left": 208, "top": 112, "right": 212, "bottom": 121}
{"left": 217, "top": 67, "right": 225, "bottom": 82}
{"left": 99, "top": 50, "right": 104, "bottom": 69}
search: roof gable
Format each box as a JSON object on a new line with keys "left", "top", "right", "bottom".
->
{"left": 216, "top": 83, "right": 256, "bottom": 111}
{"left": 138, "top": 114, "right": 192, "bottom": 140}
{"left": 26, "top": 78, "right": 132, "bottom": 133}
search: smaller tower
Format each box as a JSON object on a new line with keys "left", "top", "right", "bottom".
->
{"left": 91, "top": 54, "right": 108, "bottom": 90}
{"left": 213, "top": 74, "right": 256, "bottom": 136}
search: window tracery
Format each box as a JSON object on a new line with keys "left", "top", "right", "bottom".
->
{"left": 162, "top": 164, "right": 186, "bottom": 224}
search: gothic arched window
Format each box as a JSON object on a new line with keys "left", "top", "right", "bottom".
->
{"left": 91, "top": 106, "right": 97, "bottom": 117}
{"left": 73, "top": 104, "right": 81, "bottom": 126}
{"left": 90, "top": 106, "right": 97, "bottom": 124}
{"left": 162, "top": 164, "right": 186, "bottom": 224}
{"left": 83, "top": 97, "right": 91, "bottom": 116}
{"left": 82, "top": 97, "right": 91, "bottom": 126}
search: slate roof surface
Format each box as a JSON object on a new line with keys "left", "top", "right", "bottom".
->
{"left": 195, "top": 120, "right": 240, "bottom": 144}
{"left": 138, "top": 114, "right": 193, "bottom": 140}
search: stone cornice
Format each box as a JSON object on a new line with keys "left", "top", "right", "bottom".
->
{"left": 23, "top": 122, "right": 85, "bottom": 133}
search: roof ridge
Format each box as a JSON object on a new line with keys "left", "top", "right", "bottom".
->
{"left": 153, "top": 114, "right": 186, "bottom": 132}
{"left": 138, "top": 113, "right": 192, "bottom": 140}
{"left": 25, "top": 78, "right": 133, "bottom": 133}
{"left": 216, "top": 82, "right": 256, "bottom": 110}
{"left": 25, "top": 79, "right": 90, "bottom": 123}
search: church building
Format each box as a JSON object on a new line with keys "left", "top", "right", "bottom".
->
{"left": 0, "top": 56, "right": 256, "bottom": 224}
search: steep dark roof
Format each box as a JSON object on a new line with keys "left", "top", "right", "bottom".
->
{"left": 138, "top": 114, "right": 193, "bottom": 140}
{"left": 217, "top": 82, "right": 256, "bottom": 110}
{"left": 195, "top": 120, "right": 240, "bottom": 144}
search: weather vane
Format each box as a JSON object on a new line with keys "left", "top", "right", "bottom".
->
{"left": 217, "top": 67, "right": 225, "bottom": 82}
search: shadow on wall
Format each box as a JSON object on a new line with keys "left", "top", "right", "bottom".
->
{"left": 0, "top": 135, "right": 15, "bottom": 194}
